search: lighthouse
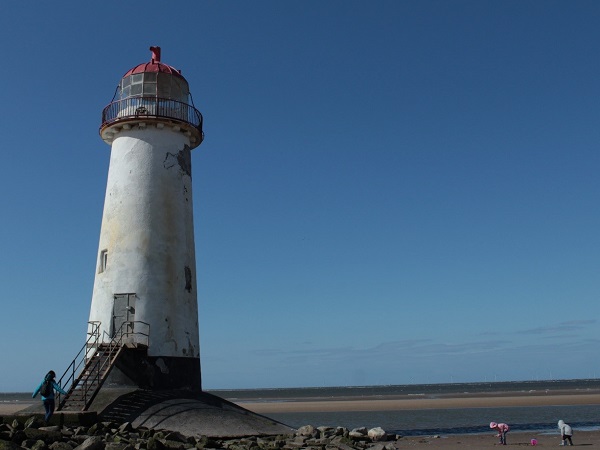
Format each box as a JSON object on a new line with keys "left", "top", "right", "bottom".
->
{"left": 31, "top": 47, "right": 294, "bottom": 436}
{"left": 46, "top": 48, "right": 293, "bottom": 437}
{"left": 89, "top": 46, "right": 203, "bottom": 391}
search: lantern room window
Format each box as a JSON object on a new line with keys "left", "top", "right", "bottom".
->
{"left": 119, "top": 72, "right": 189, "bottom": 103}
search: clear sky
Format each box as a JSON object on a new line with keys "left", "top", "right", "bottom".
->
{"left": 1, "top": 1, "right": 599, "bottom": 392}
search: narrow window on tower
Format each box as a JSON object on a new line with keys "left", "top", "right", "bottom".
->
{"left": 99, "top": 249, "right": 108, "bottom": 273}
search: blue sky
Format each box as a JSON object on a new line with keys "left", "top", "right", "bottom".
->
{"left": 1, "top": 1, "right": 600, "bottom": 392}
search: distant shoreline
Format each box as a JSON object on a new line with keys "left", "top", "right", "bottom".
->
{"left": 236, "top": 390, "right": 600, "bottom": 413}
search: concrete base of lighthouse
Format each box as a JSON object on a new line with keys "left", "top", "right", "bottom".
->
{"left": 90, "top": 388, "right": 295, "bottom": 437}
{"left": 86, "top": 349, "right": 295, "bottom": 436}
{"left": 18, "top": 388, "right": 295, "bottom": 438}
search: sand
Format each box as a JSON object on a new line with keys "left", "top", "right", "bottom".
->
{"left": 236, "top": 392, "right": 600, "bottom": 413}
{"left": 0, "top": 402, "right": 35, "bottom": 415}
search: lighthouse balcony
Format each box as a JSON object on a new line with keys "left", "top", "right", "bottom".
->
{"left": 100, "top": 96, "right": 204, "bottom": 147}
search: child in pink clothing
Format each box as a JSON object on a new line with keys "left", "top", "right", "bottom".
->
{"left": 490, "top": 422, "right": 510, "bottom": 445}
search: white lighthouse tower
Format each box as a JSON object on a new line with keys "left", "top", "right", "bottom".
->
{"left": 89, "top": 46, "right": 203, "bottom": 390}
{"left": 49, "top": 48, "right": 295, "bottom": 437}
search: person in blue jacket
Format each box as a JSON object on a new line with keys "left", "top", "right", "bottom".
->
{"left": 32, "top": 370, "right": 67, "bottom": 423}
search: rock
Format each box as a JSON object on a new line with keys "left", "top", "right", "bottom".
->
{"left": 117, "top": 424, "right": 134, "bottom": 434}
{"left": 350, "top": 428, "right": 367, "bottom": 436}
{"left": 328, "top": 441, "right": 356, "bottom": 450}
{"left": 24, "top": 428, "right": 63, "bottom": 444}
{"left": 74, "top": 436, "right": 105, "bottom": 450}
{"left": 256, "top": 437, "right": 285, "bottom": 450}
{"left": 86, "top": 424, "right": 101, "bottom": 436}
{"left": 297, "top": 435, "right": 310, "bottom": 442}
{"left": 147, "top": 437, "right": 167, "bottom": 450}
{"left": 164, "top": 433, "right": 187, "bottom": 444}
{"left": 367, "top": 428, "right": 387, "bottom": 442}
{"left": 70, "top": 436, "right": 90, "bottom": 444}
{"left": 10, "top": 430, "right": 26, "bottom": 444}
{"left": 0, "top": 441, "right": 22, "bottom": 450}
{"left": 31, "top": 440, "right": 49, "bottom": 450}
{"left": 316, "top": 426, "right": 335, "bottom": 438}
{"left": 105, "top": 443, "right": 128, "bottom": 450}
{"left": 365, "top": 444, "right": 386, "bottom": 450}
{"left": 25, "top": 417, "right": 45, "bottom": 430}
{"left": 295, "top": 425, "right": 317, "bottom": 438}
{"left": 162, "top": 440, "right": 186, "bottom": 450}
{"left": 50, "top": 443, "right": 74, "bottom": 450}
{"left": 330, "top": 435, "right": 357, "bottom": 448}
{"left": 2, "top": 416, "right": 404, "bottom": 450}
{"left": 336, "top": 427, "right": 349, "bottom": 437}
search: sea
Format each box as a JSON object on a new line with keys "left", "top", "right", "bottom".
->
{"left": 4, "top": 379, "right": 600, "bottom": 436}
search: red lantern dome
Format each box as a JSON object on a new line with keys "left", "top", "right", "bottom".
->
{"left": 100, "top": 46, "right": 203, "bottom": 148}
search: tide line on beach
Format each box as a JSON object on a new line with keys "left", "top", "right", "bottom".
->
{"left": 236, "top": 393, "right": 600, "bottom": 413}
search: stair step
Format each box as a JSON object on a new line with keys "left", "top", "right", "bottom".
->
{"left": 59, "top": 341, "right": 143, "bottom": 412}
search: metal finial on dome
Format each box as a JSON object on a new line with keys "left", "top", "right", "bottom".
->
{"left": 150, "top": 46, "right": 161, "bottom": 63}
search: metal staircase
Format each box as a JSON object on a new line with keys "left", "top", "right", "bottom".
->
{"left": 56, "top": 320, "right": 149, "bottom": 412}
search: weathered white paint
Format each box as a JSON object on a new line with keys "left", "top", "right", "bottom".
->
{"left": 89, "top": 124, "right": 199, "bottom": 359}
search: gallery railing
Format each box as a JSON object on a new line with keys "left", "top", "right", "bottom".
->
{"left": 101, "top": 96, "right": 203, "bottom": 141}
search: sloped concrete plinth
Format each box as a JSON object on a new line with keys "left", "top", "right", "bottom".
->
{"left": 95, "top": 389, "right": 295, "bottom": 438}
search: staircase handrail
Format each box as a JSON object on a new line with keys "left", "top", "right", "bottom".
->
{"left": 56, "top": 321, "right": 101, "bottom": 406}
{"left": 115, "top": 320, "right": 150, "bottom": 347}
{"left": 57, "top": 320, "right": 150, "bottom": 410}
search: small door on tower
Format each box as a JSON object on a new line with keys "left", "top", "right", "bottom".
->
{"left": 112, "top": 293, "right": 136, "bottom": 342}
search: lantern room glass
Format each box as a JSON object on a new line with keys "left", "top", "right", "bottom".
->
{"left": 119, "top": 72, "right": 190, "bottom": 103}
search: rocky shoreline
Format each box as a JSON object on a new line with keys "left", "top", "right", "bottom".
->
{"left": 0, "top": 416, "right": 396, "bottom": 450}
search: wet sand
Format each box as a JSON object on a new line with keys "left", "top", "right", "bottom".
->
{"left": 236, "top": 392, "right": 600, "bottom": 413}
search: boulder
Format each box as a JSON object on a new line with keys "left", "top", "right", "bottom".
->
{"left": 74, "top": 436, "right": 105, "bottom": 450}
{"left": 348, "top": 428, "right": 367, "bottom": 439}
{"left": 24, "top": 429, "right": 63, "bottom": 444}
{"left": 367, "top": 428, "right": 387, "bottom": 442}
{"left": 0, "top": 441, "right": 22, "bottom": 450}
{"left": 25, "top": 417, "right": 45, "bottom": 430}
{"left": 295, "top": 425, "right": 316, "bottom": 438}
{"left": 49, "top": 443, "right": 74, "bottom": 450}
{"left": 31, "top": 440, "right": 49, "bottom": 450}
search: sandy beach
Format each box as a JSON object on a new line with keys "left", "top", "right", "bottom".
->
{"left": 236, "top": 391, "right": 600, "bottom": 413}
{"left": 0, "top": 402, "right": 35, "bottom": 415}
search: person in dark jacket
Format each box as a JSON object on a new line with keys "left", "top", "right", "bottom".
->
{"left": 32, "top": 370, "right": 67, "bottom": 423}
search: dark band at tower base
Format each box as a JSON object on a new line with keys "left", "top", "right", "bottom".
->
{"left": 106, "top": 348, "right": 201, "bottom": 391}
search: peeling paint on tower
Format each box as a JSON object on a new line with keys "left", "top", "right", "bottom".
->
{"left": 163, "top": 145, "right": 192, "bottom": 177}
